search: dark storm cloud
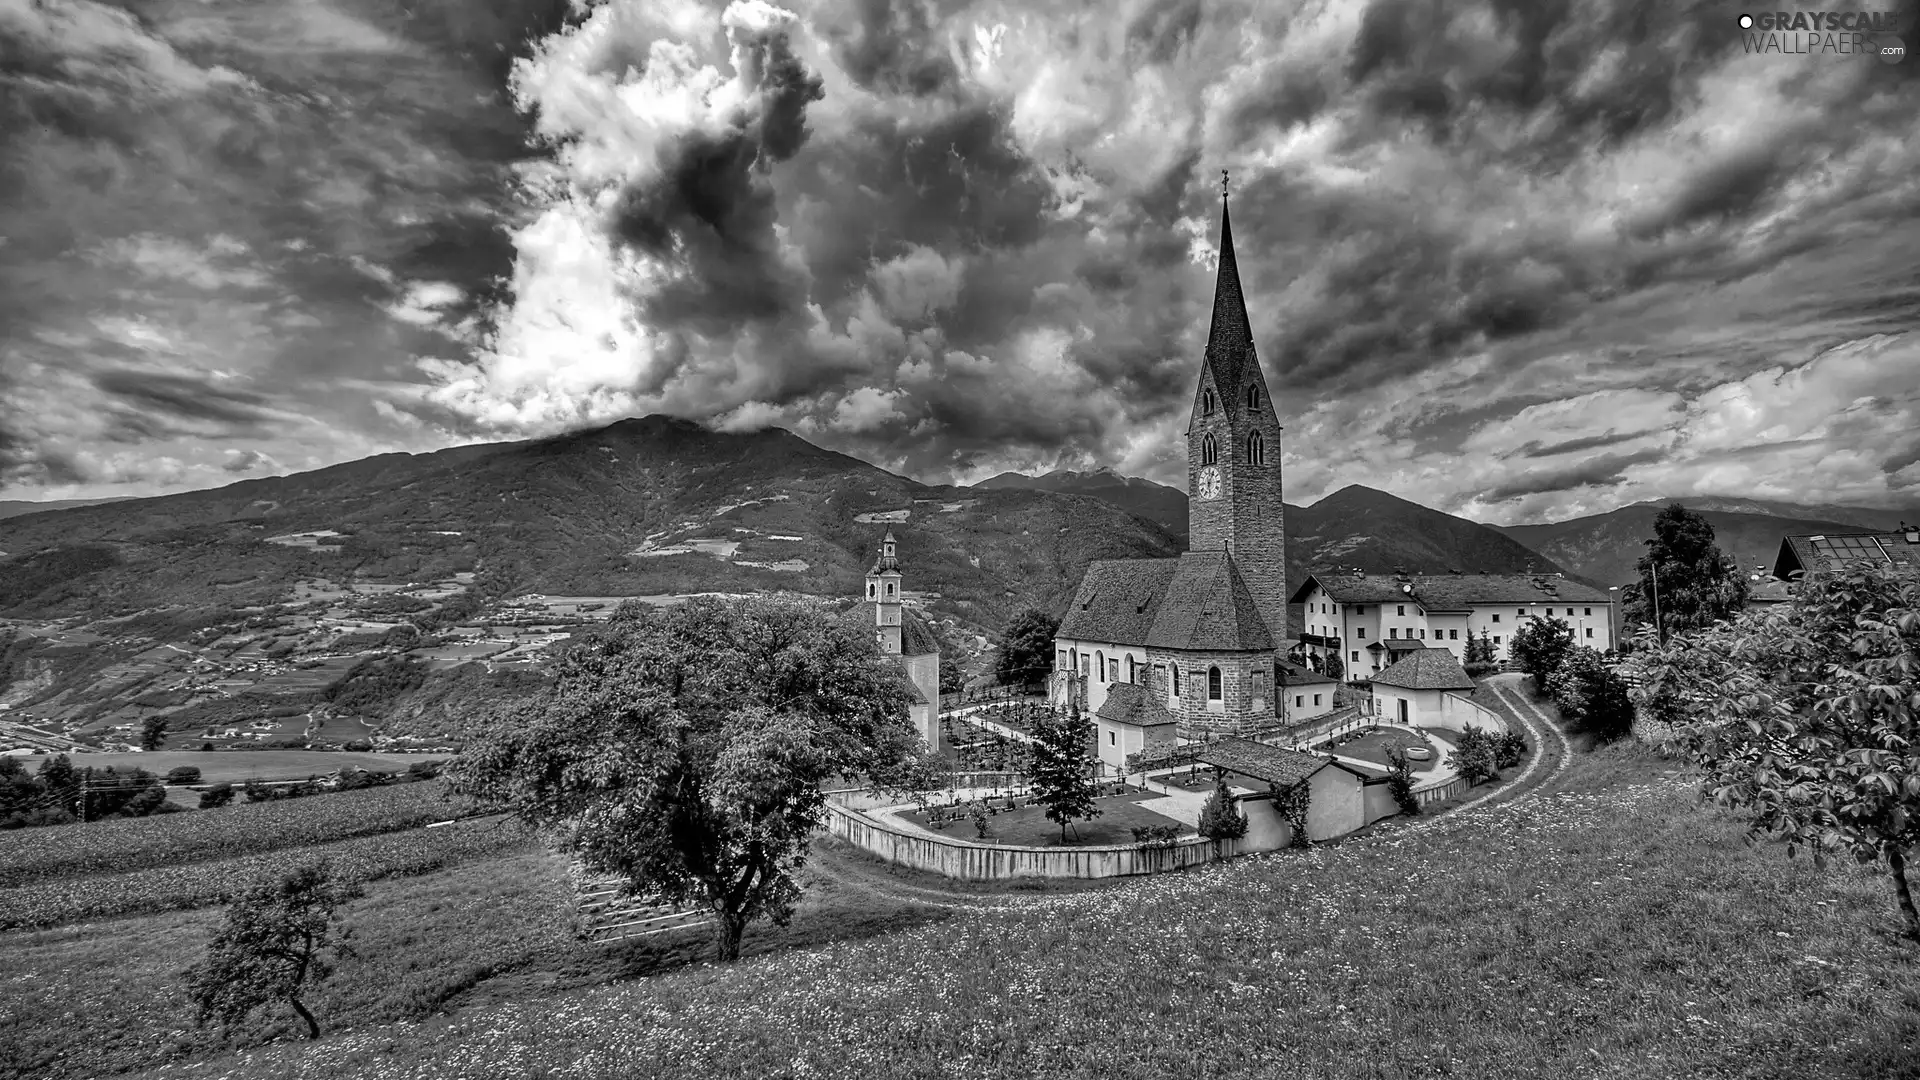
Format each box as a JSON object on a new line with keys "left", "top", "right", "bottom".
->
{"left": 603, "top": 22, "right": 825, "bottom": 336}
{"left": 1482, "top": 447, "right": 1666, "bottom": 501}
{"left": 781, "top": 100, "right": 1055, "bottom": 315}
{"left": 1518, "top": 430, "right": 1662, "bottom": 458}
{"left": 821, "top": 0, "right": 962, "bottom": 96}
{"left": 91, "top": 369, "right": 279, "bottom": 430}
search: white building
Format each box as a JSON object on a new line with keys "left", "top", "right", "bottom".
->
{"left": 1291, "top": 569, "right": 1615, "bottom": 679}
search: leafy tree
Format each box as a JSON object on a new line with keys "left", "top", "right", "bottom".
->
{"left": 184, "top": 861, "right": 363, "bottom": 1039}
{"left": 1622, "top": 503, "right": 1749, "bottom": 642}
{"left": 451, "top": 595, "right": 924, "bottom": 962}
{"left": 1493, "top": 730, "right": 1528, "bottom": 770}
{"left": 994, "top": 606, "right": 1060, "bottom": 687}
{"left": 1452, "top": 725, "right": 1499, "bottom": 786}
{"left": 141, "top": 716, "right": 169, "bottom": 751}
{"left": 199, "top": 782, "right": 235, "bottom": 809}
{"left": 1546, "top": 646, "right": 1635, "bottom": 742}
{"left": 1464, "top": 630, "right": 1497, "bottom": 676}
{"left": 1384, "top": 746, "right": 1420, "bottom": 816}
{"left": 35, "top": 755, "right": 78, "bottom": 816}
{"left": 1026, "top": 699, "right": 1101, "bottom": 842}
{"left": 167, "top": 766, "right": 202, "bottom": 785}
{"left": 1510, "top": 616, "right": 1577, "bottom": 695}
{"left": 1323, "top": 651, "right": 1344, "bottom": 683}
{"left": 938, "top": 656, "right": 965, "bottom": 695}
{"left": 1197, "top": 783, "right": 1249, "bottom": 842}
{"left": 1626, "top": 561, "right": 1920, "bottom": 940}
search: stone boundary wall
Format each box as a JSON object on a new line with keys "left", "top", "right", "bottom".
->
{"left": 820, "top": 798, "right": 1236, "bottom": 881}
{"left": 1430, "top": 691, "right": 1511, "bottom": 737}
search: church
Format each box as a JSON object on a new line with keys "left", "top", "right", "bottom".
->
{"left": 1050, "top": 183, "right": 1294, "bottom": 771}
{"left": 861, "top": 528, "right": 943, "bottom": 750}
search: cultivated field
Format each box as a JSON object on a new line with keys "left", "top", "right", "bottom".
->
{"left": 56, "top": 750, "right": 433, "bottom": 783}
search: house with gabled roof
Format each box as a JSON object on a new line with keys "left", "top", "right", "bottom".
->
{"left": 1771, "top": 526, "right": 1920, "bottom": 581}
{"left": 1368, "top": 648, "right": 1476, "bottom": 728}
{"left": 1050, "top": 182, "right": 1291, "bottom": 739}
{"left": 1291, "top": 568, "right": 1615, "bottom": 677}
{"left": 1192, "top": 737, "right": 1376, "bottom": 844}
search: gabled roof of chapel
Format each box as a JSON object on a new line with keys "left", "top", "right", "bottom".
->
{"left": 1055, "top": 558, "right": 1182, "bottom": 646}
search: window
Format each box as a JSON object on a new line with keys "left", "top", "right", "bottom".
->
{"left": 1517, "top": 607, "right": 1526, "bottom": 617}
{"left": 1449, "top": 629, "right": 1458, "bottom": 640}
{"left": 1172, "top": 667, "right": 1182, "bottom": 696}
{"left": 1355, "top": 627, "right": 1367, "bottom": 639}
{"left": 1419, "top": 629, "right": 1426, "bottom": 639}
{"left": 1295, "top": 695, "right": 1304, "bottom": 708}
{"left": 1126, "top": 655, "right": 1135, "bottom": 683}
{"left": 1109, "top": 730, "right": 1116, "bottom": 745}
{"left": 1095, "top": 651, "right": 1105, "bottom": 682}
{"left": 1201, "top": 433, "right": 1218, "bottom": 466}
{"left": 1586, "top": 627, "right": 1594, "bottom": 638}
{"left": 1057, "top": 649, "right": 1067, "bottom": 669}
{"left": 1351, "top": 651, "right": 1360, "bottom": 663}
{"left": 1493, "top": 635, "right": 1502, "bottom": 646}
{"left": 1208, "top": 666, "right": 1222, "bottom": 700}
{"left": 1201, "top": 389, "right": 1216, "bottom": 415}
{"left": 1584, "top": 607, "right": 1592, "bottom": 616}
{"left": 866, "top": 583, "right": 875, "bottom": 599}
{"left": 1492, "top": 614, "right": 1501, "bottom": 623}
{"left": 886, "top": 583, "right": 895, "bottom": 596}
{"left": 1247, "top": 384, "right": 1261, "bottom": 409}
{"left": 1354, "top": 605, "right": 1366, "bottom": 615}
{"left": 1108, "top": 658, "right": 1118, "bottom": 682}
{"left": 1397, "top": 605, "right": 1405, "bottom": 616}
{"left": 1247, "top": 430, "right": 1265, "bottom": 465}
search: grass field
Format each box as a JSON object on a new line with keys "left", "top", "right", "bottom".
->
{"left": 1316, "top": 724, "right": 1435, "bottom": 768}
{"left": 892, "top": 790, "right": 1184, "bottom": 846}
{"left": 61, "top": 750, "right": 432, "bottom": 782}
{"left": 92, "top": 727, "right": 1920, "bottom": 1080}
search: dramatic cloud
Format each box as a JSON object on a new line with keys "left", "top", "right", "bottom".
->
{"left": 5, "top": 0, "right": 1919, "bottom": 525}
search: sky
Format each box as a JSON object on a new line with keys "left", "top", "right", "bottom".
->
{"left": 2, "top": 0, "right": 1918, "bottom": 526}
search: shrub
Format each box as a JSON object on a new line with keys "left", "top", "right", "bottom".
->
{"left": 167, "top": 767, "right": 203, "bottom": 785}
{"left": 1129, "top": 824, "right": 1183, "bottom": 847}
{"left": 199, "top": 783, "right": 234, "bottom": 809}
{"left": 1196, "top": 783, "right": 1248, "bottom": 842}
{"left": 1452, "top": 725, "right": 1500, "bottom": 786}
{"left": 1384, "top": 747, "right": 1420, "bottom": 817}
{"left": 1493, "top": 730, "right": 1527, "bottom": 770}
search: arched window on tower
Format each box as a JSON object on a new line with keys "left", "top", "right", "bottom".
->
{"left": 1095, "top": 650, "right": 1106, "bottom": 684}
{"left": 1246, "top": 385, "right": 1261, "bottom": 409}
{"left": 1201, "top": 434, "right": 1217, "bottom": 466}
{"left": 1126, "top": 655, "right": 1136, "bottom": 683}
{"left": 1201, "top": 389, "right": 1215, "bottom": 416}
{"left": 1172, "top": 666, "right": 1182, "bottom": 697}
{"left": 1247, "top": 430, "right": 1265, "bottom": 465}
{"left": 1207, "top": 666, "right": 1222, "bottom": 700}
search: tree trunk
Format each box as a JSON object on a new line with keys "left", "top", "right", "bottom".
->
{"left": 1890, "top": 846, "right": 1920, "bottom": 943}
{"left": 715, "top": 915, "right": 749, "bottom": 963}
{"left": 288, "top": 995, "right": 321, "bottom": 1040}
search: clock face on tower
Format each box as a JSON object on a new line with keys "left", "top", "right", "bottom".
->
{"left": 1197, "top": 466, "right": 1221, "bottom": 500}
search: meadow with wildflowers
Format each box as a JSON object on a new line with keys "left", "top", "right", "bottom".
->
{"left": 62, "top": 739, "right": 1916, "bottom": 1080}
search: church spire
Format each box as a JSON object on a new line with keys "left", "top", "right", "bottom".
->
{"left": 1203, "top": 171, "right": 1256, "bottom": 391}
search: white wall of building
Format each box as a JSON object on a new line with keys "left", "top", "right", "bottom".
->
{"left": 1054, "top": 637, "right": 1148, "bottom": 715}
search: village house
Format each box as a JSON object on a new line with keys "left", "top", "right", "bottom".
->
{"left": 1771, "top": 526, "right": 1920, "bottom": 581}
{"left": 1290, "top": 568, "right": 1616, "bottom": 678}
{"left": 1366, "top": 648, "right": 1479, "bottom": 728}
{"left": 1278, "top": 661, "right": 1336, "bottom": 723}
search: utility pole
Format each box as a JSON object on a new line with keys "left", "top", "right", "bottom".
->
{"left": 1643, "top": 539, "right": 1666, "bottom": 644}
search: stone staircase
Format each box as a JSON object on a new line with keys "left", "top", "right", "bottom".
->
{"left": 572, "top": 865, "right": 710, "bottom": 945}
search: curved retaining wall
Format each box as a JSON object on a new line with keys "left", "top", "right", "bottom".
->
{"left": 1428, "top": 691, "right": 1510, "bottom": 736}
{"left": 821, "top": 800, "right": 1236, "bottom": 881}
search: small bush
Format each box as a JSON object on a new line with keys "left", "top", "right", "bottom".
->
{"left": 166, "top": 766, "right": 203, "bottom": 785}
{"left": 199, "top": 783, "right": 234, "bottom": 809}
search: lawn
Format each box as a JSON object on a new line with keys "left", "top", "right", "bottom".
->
{"left": 891, "top": 790, "right": 1189, "bottom": 847}
{"left": 111, "top": 738, "right": 1920, "bottom": 1080}
{"left": 1315, "top": 724, "right": 1436, "bottom": 769}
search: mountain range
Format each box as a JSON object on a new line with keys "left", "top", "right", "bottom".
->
{"left": 1493, "top": 497, "right": 1920, "bottom": 586}
{"left": 0, "top": 418, "right": 1587, "bottom": 638}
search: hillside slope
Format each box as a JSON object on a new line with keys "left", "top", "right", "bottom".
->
{"left": 1494, "top": 504, "right": 1873, "bottom": 585}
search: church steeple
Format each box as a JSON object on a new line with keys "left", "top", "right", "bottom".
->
{"left": 1186, "top": 170, "right": 1287, "bottom": 647}
{"left": 865, "top": 528, "right": 904, "bottom": 655}
{"left": 1203, "top": 172, "right": 1256, "bottom": 393}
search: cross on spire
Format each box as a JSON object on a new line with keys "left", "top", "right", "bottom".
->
{"left": 1221, "top": 169, "right": 1229, "bottom": 199}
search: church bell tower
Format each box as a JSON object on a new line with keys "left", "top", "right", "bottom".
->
{"left": 1187, "top": 172, "right": 1288, "bottom": 643}
{"left": 865, "top": 528, "right": 904, "bottom": 655}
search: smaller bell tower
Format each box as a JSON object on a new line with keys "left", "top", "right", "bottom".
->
{"left": 865, "top": 528, "right": 903, "bottom": 654}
